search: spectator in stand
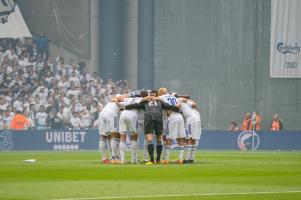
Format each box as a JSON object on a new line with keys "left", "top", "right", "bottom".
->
{"left": 13, "top": 95, "right": 23, "bottom": 110}
{"left": 227, "top": 121, "right": 239, "bottom": 131}
{"left": 69, "top": 71, "right": 80, "bottom": 87}
{"left": 0, "top": 109, "right": 4, "bottom": 129}
{"left": 27, "top": 104, "right": 35, "bottom": 129}
{"left": 0, "top": 95, "right": 8, "bottom": 110}
{"left": 10, "top": 108, "right": 30, "bottom": 130}
{"left": 3, "top": 109, "right": 14, "bottom": 129}
{"left": 35, "top": 105, "right": 48, "bottom": 130}
{"left": 81, "top": 108, "right": 92, "bottom": 128}
{"left": 34, "top": 31, "right": 49, "bottom": 60}
{"left": 270, "top": 114, "right": 283, "bottom": 131}
{"left": 23, "top": 109, "right": 35, "bottom": 129}
{"left": 47, "top": 110, "right": 63, "bottom": 129}
{"left": 5, "top": 44, "right": 18, "bottom": 61}
{"left": 240, "top": 113, "right": 252, "bottom": 131}
{"left": 58, "top": 104, "right": 70, "bottom": 126}
{"left": 70, "top": 111, "right": 82, "bottom": 129}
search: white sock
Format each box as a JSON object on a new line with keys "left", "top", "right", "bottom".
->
{"left": 117, "top": 141, "right": 121, "bottom": 159}
{"left": 178, "top": 146, "right": 185, "bottom": 161}
{"left": 162, "top": 144, "right": 166, "bottom": 160}
{"left": 130, "top": 140, "right": 138, "bottom": 163}
{"left": 99, "top": 139, "right": 107, "bottom": 161}
{"left": 106, "top": 139, "right": 112, "bottom": 159}
{"left": 185, "top": 145, "right": 192, "bottom": 160}
{"left": 119, "top": 140, "right": 127, "bottom": 162}
{"left": 165, "top": 145, "right": 171, "bottom": 161}
{"left": 135, "top": 139, "right": 140, "bottom": 161}
{"left": 111, "top": 138, "right": 120, "bottom": 160}
{"left": 143, "top": 139, "right": 148, "bottom": 161}
{"left": 191, "top": 145, "right": 197, "bottom": 161}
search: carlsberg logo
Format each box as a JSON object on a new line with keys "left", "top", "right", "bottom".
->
{"left": 277, "top": 42, "right": 300, "bottom": 54}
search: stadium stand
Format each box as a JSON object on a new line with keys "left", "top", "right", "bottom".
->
{"left": 0, "top": 37, "right": 131, "bottom": 130}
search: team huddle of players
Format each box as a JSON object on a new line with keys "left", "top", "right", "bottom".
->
{"left": 98, "top": 87, "right": 201, "bottom": 165}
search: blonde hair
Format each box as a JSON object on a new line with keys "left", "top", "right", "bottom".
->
{"left": 158, "top": 87, "right": 167, "bottom": 96}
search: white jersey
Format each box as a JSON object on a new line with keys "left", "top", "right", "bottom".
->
{"left": 192, "top": 108, "right": 201, "bottom": 122}
{"left": 159, "top": 94, "right": 185, "bottom": 139}
{"left": 159, "top": 94, "right": 179, "bottom": 106}
{"left": 186, "top": 108, "right": 201, "bottom": 139}
{"left": 98, "top": 102, "right": 120, "bottom": 135}
{"left": 159, "top": 94, "right": 176, "bottom": 121}
{"left": 179, "top": 102, "right": 199, "bottom": 123}
{"left": 70, "top": 116, "right": 82, "bottom": 129}
{"left": 101, "top": 102, "right": 120, "bottom": 116}
{"left": 3, "top": 115, "right": 14, "bottom": 129}
{"left": 81, "top": 112, "right": 92, "bottom": 128}
{"left": 36, "top": 112, "right": 48, "bottom": 126}
{"left": 119, "top": 97, "right": 142, "bottom": 114}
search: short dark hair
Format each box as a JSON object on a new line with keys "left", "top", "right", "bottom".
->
{"left": 231, "top": 121, "right": 237, "bottom": 127}
{"left": 151, "top": 89, "right": 158, "bottom": 97}
{"left": 140, "top": 90, "right": 148, "bottom": 97}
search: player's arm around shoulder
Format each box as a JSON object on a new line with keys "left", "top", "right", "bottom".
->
{"left": 140, "top": 95, "right": 153, "bottom": 102}
{"left": 125, "top": 101, "right": 144, "bottom": 110}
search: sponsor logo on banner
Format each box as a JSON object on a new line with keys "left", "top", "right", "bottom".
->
{"left": 46, "top": 131, "right": 87, "bottom": 150}
{"left": 277, "top": 42, "right": 300, "bottom": 54}
{"left": 270, "top": 0, "right": 301, "bottom": 78}
{"left": 237, "top": 131, "right": 260, "bottom": 151}
{"left": 276, "top": 42, "right": 300, "bottom": 69}
{"left": 0, "top": 131, "right": 14, "bottom": 151}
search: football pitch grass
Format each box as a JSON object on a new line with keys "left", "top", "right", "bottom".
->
{"left": 0, "top": 150, "right": 301, "bottom": 200}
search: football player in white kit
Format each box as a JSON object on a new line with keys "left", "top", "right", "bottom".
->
{"left": 98, "top": 96, "right": 120, "bottom": 164}
{"left": 128, "top": 89, "right": 151, "bottom": 163}
{"left": 117, "top": 93, "right": 146, "bottom": 164}
{"left": 178, "top": 98, "right": 201, "bottom": 163}
{"left": 157, "top": 87, "right": 186, "bottom": 164}
{"left": 190, "top": 106, "right": 201, "bottom": 163}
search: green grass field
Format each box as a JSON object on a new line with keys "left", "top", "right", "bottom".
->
{"left": 0, "top": 150, "right": 301, "bottom": 200}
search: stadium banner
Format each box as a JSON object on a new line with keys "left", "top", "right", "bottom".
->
{"left": 199, "top": 130, "right": 301, "bottom": 151}
{"left": 270, "top": 0, "right": 301, "bottom": 78}
{"left": 0, "top": 5, "right": 32, "bottom": 38}
{"left": 0, "top": 130, "right": 99, "bottom": 151}
{"left": 1, "top": 130, "right": 301, "bottom": 151}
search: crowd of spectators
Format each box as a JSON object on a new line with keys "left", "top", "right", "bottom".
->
{"left": 227, "top": 112, "right": 283, "bottom": 131}
{"left": 0, "top": 35, "right": 131, "bottom": 130}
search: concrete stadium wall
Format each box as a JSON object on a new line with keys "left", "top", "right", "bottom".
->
{"left": 18, "top": 0, "right": 91, "bottom": 58}
{"left": 154, "top": 0, "right": 301, "bottom": 130}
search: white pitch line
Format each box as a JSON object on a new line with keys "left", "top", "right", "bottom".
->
{"left": 51, "top": 190, "right": 301, "bottom": 200}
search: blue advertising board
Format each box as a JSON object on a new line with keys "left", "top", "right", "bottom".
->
{"left": 199, "top": 130, "right": 301, "bottom": 150}
{"left": 0, "top": 130, "right": 99, "bottom": 151}
{"left": 0, "top": 129, "right": 300, "bottom": 151}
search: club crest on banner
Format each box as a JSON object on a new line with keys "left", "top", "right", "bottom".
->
{"left": 237, "top": 130, "right": 260, "bottom": 151}
{"left": 0, "top": 130, "right": 14, "bottom": 151}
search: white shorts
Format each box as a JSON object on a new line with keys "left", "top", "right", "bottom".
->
{"left": 98, "top": 112, "right": 118, "bottom": 136}
{"left": 166, "top": 112, "right": 186, "bottom": 139}
{"left": 119, "top": 110, "right": 138, "bottom": 134}
{"left": 185, "top": 121, "right": 201, "bottom": 139}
